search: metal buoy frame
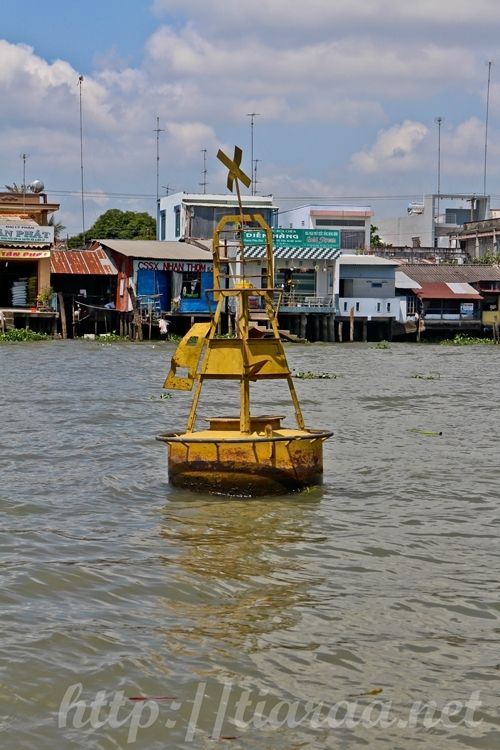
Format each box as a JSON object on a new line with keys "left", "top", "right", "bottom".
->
{"left": 156, "top": 147, "right": 332, "bottom": 495}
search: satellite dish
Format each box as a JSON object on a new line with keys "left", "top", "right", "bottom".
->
{"left": 30, "top": 180, "right": 44, "bottom": 193}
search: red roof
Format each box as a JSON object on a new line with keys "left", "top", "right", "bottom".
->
{"left": 51, "top": 249, "right": 117, "bottom": 275}
{"left": 413, "top": 282, "right": 482, "bottom": 300}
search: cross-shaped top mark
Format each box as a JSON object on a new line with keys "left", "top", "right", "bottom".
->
{"left": 217, "top": 146, "right": 252, "bottom": 192}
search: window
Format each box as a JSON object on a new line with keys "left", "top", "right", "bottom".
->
{"left": 386, "top": 302, "right": 391, "bottom": 312}
{"left": 159, "top": 210, "right": 166, "bottom": 240}
{"left": 371, "top": 282, "right": 382, "bottom": 288}
{"left": 181, "top": 272, "right": 201, "bottom": 299}
{"left": 377, "top": 302, "right": 381, "bottom": 312}
{"left": 275, "top": 269, "right": 315, "bottom": 296}
{"left": 174, "top": 205, "right": 181, "bottom": 237}
{"left": 341, "top": 229, "right": 366, "bottom": 249}
{"left": 316, "top": 219, "right": 365, "bottom": 227}
{"left": 355, "top": 302, "right": 360, "bottom": 312}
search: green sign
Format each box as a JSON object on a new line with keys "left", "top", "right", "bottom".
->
{"left": 242, "top": 228, "right": 340, "bottom": 249}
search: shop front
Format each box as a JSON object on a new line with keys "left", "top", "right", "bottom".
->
{"left": 0, "top": 220, "right": 54, "bottom": 308}
{"left": 133, "top": 258, "right": 214, "bottom": 314}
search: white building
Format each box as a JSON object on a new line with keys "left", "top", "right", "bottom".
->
{"left": 277, "top": 204, "right": 372, "bottom": 253}
{"left": 158, "top": 192, "right": 278, "bottom": 241}
{"left": 377, "top": 194, "right": 490, "bottom": 250}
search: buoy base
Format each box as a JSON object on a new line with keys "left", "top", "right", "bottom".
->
{"left": 156, "top": 423, "right": 332, "bottom": 496}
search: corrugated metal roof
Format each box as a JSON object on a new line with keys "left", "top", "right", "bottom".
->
{"left": 243, "top": 246, "right": 341, "bottom": 260}
{"left": 414, "top": 282, "right": 482, "bottom": 300}
{"left": 395, "top": 270, "right": 422, "bottom": 289}
{"left": 51, "top": 248, "right": 117, "bottom": 275}
{"left": 94, "top": 239, "right": 212, "bottom": 260}
{"left": 400, "top": 263, "right": 500, "bottom": 283}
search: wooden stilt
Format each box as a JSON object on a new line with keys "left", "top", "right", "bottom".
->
{"left": 300, "top": 313, "right": 307, "bottom": 340}
{"left": 321, "top": 315, "right": 328, "bottom": 342}
{"left": 57, "top": 292, "right": 67, "bottom": 339}
{"left": 314, "top": 314, "right": 320, "bottom": 342}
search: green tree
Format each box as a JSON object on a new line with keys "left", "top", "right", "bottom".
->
{"left": 48, "top": 215, "right": 66, "bottom": 241}
{"left": 68, "top": 209, "right": 156, "bottom": 248}
{"left": 370, "top": 224, "right": 384, "bottom": 248}
{"left": 470, "top": 251, "right": 500, "bottom": 264}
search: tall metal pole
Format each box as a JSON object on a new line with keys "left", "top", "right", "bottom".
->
{"left": 200, "top": 148, "right": 208, "bottom": 193}
{"left": 154, "top": 116, "right": 165, "bottom": 239}
{"left": 253, "top": 158, "right": 260, "bottom": 194}
{"left": 483, "top": 60, "right": 493, "bottom": 196}
{"left": 246, "top": 113, "right": 260, "bottom": 195}
{"left": 21, "top": 152, "right": 28, "bottom": 210}
{"left": 154, "top": 116, "right": 165, "bottom": 205}
{"left": 78, "top": 76, "right": 86, "bottom": 243}
{"left": 434, "top": 116, "right": 443, "bottom": 248}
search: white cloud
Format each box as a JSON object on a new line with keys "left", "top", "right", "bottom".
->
{"left": 152, "top": 0, "right": 500, "bottom": 44}
{"left": 351, "top": 121, "right": 429, "bottom": 173}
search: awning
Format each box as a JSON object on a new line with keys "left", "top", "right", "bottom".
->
{"left": 242, "top": 247, "right": 341, "bottom": 261}
{"left": 51, "top": 249, "right": 117, "bottom": 275}
{"left": 414, "top": 282, "right": 482, "bottom": 300}
{"left": 94, "top": 239, "right": 212, "bottom": 260}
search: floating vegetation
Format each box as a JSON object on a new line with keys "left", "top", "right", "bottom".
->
{"left": 372, "top": 340, "right": 391, "bottom": 350}
{"left": 412, "top": 373, "right": 441, "bottom": 380}
{"left": 293, "top": 371, "right": 339, "bottom": 379}
{"left": 409, "top": 428, "right": 443, "bottom": 437}
{"left": 0, "top": 329, "right": 50, "bottom": 342}
{"left": 440, "top": 334, "right": 496, "bottom": 346}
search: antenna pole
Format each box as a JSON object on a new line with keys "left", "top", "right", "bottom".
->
{"left": 154, "top": 116, "right": 165, "bottom": 205}
{"left": 246, "top": 113, "right": 260, "bottom": 195}
{"left": 483, "top": 60, "right": 493, "bottom": 196}
{"left": 200, "top": 148, "right": 208, "bottom": 194}
{"left": 78, "top": 76, "right": 86, "bottom": 243}
{"left": 434, "top": 116, "right": 443, "bottom": 247}
{"left": 20, "top": 152, "right": 28, "bottom": 210}
{"left": 253, "top": 158, "right": 260, "bottom": 194}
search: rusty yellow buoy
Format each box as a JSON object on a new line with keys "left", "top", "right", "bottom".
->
{"left": 156, "top": 147, "right": 332, "bottom": 496}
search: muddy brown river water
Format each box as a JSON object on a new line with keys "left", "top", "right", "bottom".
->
{"left": 1, "top": 340, "right": 499, "bottom": 749}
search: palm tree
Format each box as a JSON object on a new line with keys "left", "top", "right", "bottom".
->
{"left": 4, "top": 183, "right": 34, "bottom": 193}
{"left": 48, "top": 216, "right": 66, "bottom": 242}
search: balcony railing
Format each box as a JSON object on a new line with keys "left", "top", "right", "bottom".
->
{"left": 270, "top": 293, "right": 335, "bottom": 311}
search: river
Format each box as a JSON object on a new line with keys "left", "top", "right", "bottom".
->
{"left": 1, "top": 340, "right": 499, "bottom": 749}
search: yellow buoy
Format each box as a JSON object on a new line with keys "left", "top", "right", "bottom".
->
{"left": 156, "top": 147, "right": 332, "bottom": 495}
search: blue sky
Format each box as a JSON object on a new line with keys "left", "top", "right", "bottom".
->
{"left": 2, "top": 0, "right": 500, "bottom": 235}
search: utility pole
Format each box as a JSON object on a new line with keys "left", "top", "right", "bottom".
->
{"left": 434, "top": 116, "right": 443, "bottom": 248}
{"left": 200, "top": 148, "right": 208, "bottom": 194}
{"left": 483, "top": 60, "right": 494, "bottom": 196}
{"left": 20, "top": 153, "right": 28, "bottom": 209}
{"left": 253, "top": 158, "right": 261, "bottom": 194}
{"left": 246, "top": 113, "right": 260, "bottom": 195}
{"left": 154, "top": 116, "right": 165, "bottom": 205}
{"left": 78, "top": 75, "right": 86, "bottom": 243}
